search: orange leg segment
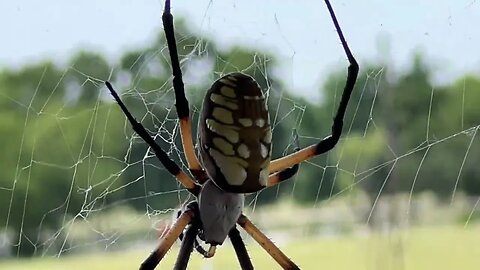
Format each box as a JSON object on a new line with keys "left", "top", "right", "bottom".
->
{"left": 237, "top": 215, "right": 299, "bottom": 270}
{"left": 269, "top": 145, "right": 317, "bottom": 174}
{"left": 140, "top": 210, "right": 194, "bottom": 270}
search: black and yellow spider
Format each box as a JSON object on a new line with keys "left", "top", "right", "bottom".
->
{"left": 105, "top": 0, "right": 358, "bottom": 269}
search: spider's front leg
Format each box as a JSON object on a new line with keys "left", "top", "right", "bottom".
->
{"left": 174, "top": 222, "right": 198, "bottom": 270}
{"left": 105, "top": 81, "right": 201, "bottom": 196}
{"left": 268, "top": 0, "right": 359, "bottom": 175}
{"left": 162, "top": 0, "right": 207, "bottom": 182}
{"left": 173, "top": 202, "right": 205, "bottom": 270}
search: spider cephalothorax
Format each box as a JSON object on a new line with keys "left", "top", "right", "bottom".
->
{"left": 105, "top": 0, "right": 358, "bottom": 269}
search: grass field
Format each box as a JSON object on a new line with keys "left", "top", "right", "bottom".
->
{"left": 2, "top": 224, "right": 479, "bottom": 270}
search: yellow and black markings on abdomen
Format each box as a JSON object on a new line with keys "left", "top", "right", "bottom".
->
{"left": 199, "top": 73, "right": 272, "bottom": 193}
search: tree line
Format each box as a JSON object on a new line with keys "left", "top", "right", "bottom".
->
{"left": 1, "top": 21, "right": 479, "bottom": 256}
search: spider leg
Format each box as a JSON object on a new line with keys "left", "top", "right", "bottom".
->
{"left": 140, "top": 209, "right": 195, "bottom": 270}
{"left": 229, "top": 226, "right": 254, "bottom": 270}
{"left": 178, "top": 223, "right": 211, "bottom": 258}
{"left": 269, "top": 0, "right": 359, "bottom": 175}
{"left": 268, "top": 130, "right": 300, "bottom": 187}
{"left": 174, "top": 223, "right": 199, "bottom": 270}
{"left": 267, "top": 164, "right": 299, "bottom": 187}
{"left": 179, "top": 229, "right": 210, "bottom": 257}
{"left": 237, "top": 215, "right": 299, "bottom": 270}
{"left": 105, "top": 82, "right": 201, "bottom": 196}
{"left": 162, "top": 0, "right": 207, "bottom": 182}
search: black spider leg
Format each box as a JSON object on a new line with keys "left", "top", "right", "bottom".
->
{"left": 315, "top": 0, "right": 359, "bottom": 154}
{"left": 177, "top": 224, "right": 254, "bottom": 270}
{"left": 162, "top": 0, "right": 208, "bottom": 183}
{"left": 178, "top": 233, "right": 209, "bottom": 257}
{"left": 229, "top": 227, "right": 254, "bottom": 270}
{"left": 162, "top": 0, "right": 186, "bottom": 122}
{"left": 105, "top": 82, "right": 201, "bottom": 196}
{"left": 269, "top": 0, "right": 359, "bottom": 173}
{"left": 177, "top": 220, "right": 255, "bottom": 270}
{"left": 182, "top": 225, "right": 254, "bottom": 269}
{"left": 174, "top": 222, "right": 200, "bottom": 270}
{"left": 176, "top": 208, "right": 210, "bottom": 257}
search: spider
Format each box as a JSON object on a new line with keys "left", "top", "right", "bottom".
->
{"left": 105, "top": 0, "right": 358, "bottom": 269}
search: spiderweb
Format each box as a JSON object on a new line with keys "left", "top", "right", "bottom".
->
{"left": 1, "top": 1, "right": 479, "bottom": 269}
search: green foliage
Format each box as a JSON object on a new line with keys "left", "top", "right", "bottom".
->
{"left": 68, "top": 52, "right": 111, "bottom": 104}
{"left": 1, "top": 14, "right": 480, "bottom": 257}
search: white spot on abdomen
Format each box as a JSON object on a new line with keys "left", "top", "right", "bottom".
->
{"left": 210, "top": 93, "right": 238, "bottom": 110}
{"left": 260, "top": 143, "right": 269, "bottom": 158}
{"left": 220, "top": 86, "right": 236, "bottom": 98}
{"left": 237, "top": 144, "right": 250, "bottom": 159}
{"left": 206, "top": 119, "right": 239, "bottom": 143}
{"left": 263, "top": 128, "right": 272, "bottom": 143}
{"left": 220, "top": 78, "right": 237, "bottom": 87}
{"left": 209, "top": 148, "right": 247, "bottom": 185}
{"left": 255, "top": 118, "right": 265, "bottom": 128}
{"left": 212, "top": 107, "right": 234, "bottom": 124}
{"left": 238, "top": 118, "right": 253, "bottom": 127}
{"left": 213, "top": 137, "right": 235, "bottom": 155}
{"left": 259, "top": 168, "right": 269, "bottom": 186}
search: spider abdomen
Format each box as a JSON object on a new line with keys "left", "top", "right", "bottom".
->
{"left": 199, "top": 73, "right": 272, "bottom": 193}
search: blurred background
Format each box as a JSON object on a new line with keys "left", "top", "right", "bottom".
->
{"left": 1, "top": 0, "right": 479, "bottom": 269}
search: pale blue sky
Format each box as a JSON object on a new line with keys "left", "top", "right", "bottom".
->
{"left": 1, "top": 0, "right": 479, "bottom": 99}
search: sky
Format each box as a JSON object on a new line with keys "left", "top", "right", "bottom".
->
{"left": 1, "top": 0, "right": 479, "bottom": 99}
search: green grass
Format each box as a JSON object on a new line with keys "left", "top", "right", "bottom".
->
{"left": 2, "top": 224, "right": 479, "bottom": 269}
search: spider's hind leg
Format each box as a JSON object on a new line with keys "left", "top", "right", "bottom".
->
{"left": 238, "top": 214, "right": 299, "bottom": 270}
